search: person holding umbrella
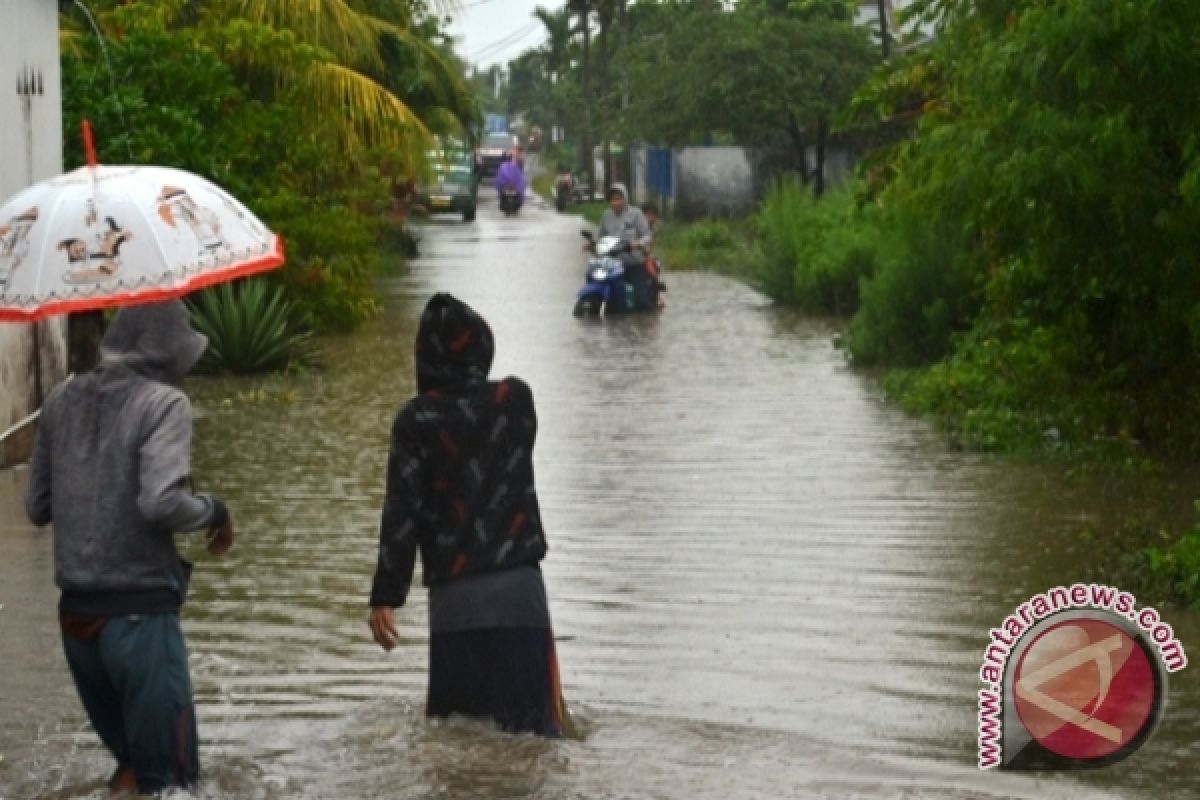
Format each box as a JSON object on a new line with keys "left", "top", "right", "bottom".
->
{"left": 24, "top": 299, "right": 235, "bottom": 794}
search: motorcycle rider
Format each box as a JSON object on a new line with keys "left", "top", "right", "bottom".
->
{"left": 494, "top": 153, "right": 526, "bottom": 212}
{"left": 596, "top": 183, "right": 654, "bottom": 309}
{"left": 554, "top": 163, "right": 574, "bottom": 212}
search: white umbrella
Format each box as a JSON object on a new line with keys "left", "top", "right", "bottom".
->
{"left": 0, "top": 161, "right": 284, "bottom": 322}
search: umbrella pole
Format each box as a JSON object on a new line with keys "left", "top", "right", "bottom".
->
{"left": 68, "top": 311, "right": 105, "bottom": 373}
{"left": 30, "top": 320, "right": 44, "bottom": 408}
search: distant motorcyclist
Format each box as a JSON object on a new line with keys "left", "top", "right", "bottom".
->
{"left": 494, "top": 153, "right": 526, "bottom": 212}
{"left": 554, "top": 164, "right": 574, "bottom": 212}
{"left": 596, "top": 183, "right": 653, "bottom": 309}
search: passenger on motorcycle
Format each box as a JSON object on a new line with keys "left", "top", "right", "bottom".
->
{"left": 640, "top": 202, "right": 666, "bottom": 309}
{"left": 494, "top": 154, "right": 526, "bottom": 212}
{"left": 596, "top": 183, "right": 654, "bottom": 309}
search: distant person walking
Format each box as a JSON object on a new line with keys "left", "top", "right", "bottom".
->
{"left": 368, "top": 293, "right": 565, "bottom": 736}
{"left": 25, "top": 300, "right": 234, "bottom": 795}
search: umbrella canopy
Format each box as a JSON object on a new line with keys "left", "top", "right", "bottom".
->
{"left": 0, "top": 164, "right": 284, "bottom": 322}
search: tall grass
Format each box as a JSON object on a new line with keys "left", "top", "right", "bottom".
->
{"left": 754, "top": 180, "right": 881, "bottom": 315}
{"left": 657, "top": 219, "right": 753, "bottom": 276}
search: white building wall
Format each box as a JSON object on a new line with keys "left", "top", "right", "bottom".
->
{"left": 1, "top": 0, "right": 66, "bottom": 465}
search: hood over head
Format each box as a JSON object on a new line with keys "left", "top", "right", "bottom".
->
{"left": 415, "top": 293, "right": 494, "bottom": 394}
{"left": 99, "top": 299, "right": 208, "bottom": 383}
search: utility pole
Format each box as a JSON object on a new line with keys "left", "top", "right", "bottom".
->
{"left": 618, "top": 0, "right": 631, "bottom": 200}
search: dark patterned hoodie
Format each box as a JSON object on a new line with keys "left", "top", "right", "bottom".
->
{"left": 369, "top": 294, "right": 548, "bottom": 608}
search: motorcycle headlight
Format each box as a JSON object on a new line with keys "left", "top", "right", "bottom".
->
{"left": 589, "top": 268, "right": 608, "bottom": 282}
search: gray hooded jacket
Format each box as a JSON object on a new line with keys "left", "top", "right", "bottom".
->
{"left": 25, "top": 300, "right": 225, "bottom": 614}
{"left": 597, "top": 183, "right": 652, "bottom": 250}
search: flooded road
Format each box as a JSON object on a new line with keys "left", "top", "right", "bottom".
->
{"left": 2, "top": 190, "right": 1198, "bottom": 798}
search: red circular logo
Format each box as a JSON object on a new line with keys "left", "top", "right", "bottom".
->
{"left": 1013, "top": 618, "right": 1158, "bottom": 760}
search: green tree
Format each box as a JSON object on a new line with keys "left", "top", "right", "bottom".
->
{"left": 58, "top": 0, "right": 474, "bottom": 332}
{"left": 620, "top": 3, "right": 876, "bottom": 193}
{"left": 855, "top": 0, "right": 1200, "bottom": 454}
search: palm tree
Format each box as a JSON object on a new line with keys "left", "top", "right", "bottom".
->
{"left": 533, "top": 6, "right": 572, "bottom": 84}
{"left": 531, "top": 6, "right": 573, "bottom": 145}
{"left": 566, "top": 0, "right": 594, "bottom": 192}
{"left": 61, "top": 0, "right": 473, "bottom": 172}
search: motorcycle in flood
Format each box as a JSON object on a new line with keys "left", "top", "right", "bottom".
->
{"left": 573, "top": 231, "right": 663, "bottom": 317}
{"left": 554, "top": 170, "right": 574, "bottom": 212}
{"left": 499, "top": 188, "right": 522, "bottom": 216}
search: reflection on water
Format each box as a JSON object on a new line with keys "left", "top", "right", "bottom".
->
{"left": 1, "top": 194, "right": 1198, "bottom": 798}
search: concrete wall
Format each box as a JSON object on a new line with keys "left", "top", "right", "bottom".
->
{"left": 674, "top": 147, "right": 758, "bottom": 220}
{"left": 1, "top": 0, "right": 66, "bottom": 466}
{"left": 633, "top": 143, "right": 857, "bottom": 219}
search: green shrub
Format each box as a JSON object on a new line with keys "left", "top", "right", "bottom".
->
{"left": 651, "top": 218, "right": 751, "bottom": 278}
{"left": 378, "top": 218, "right": 419, "bottom": 264}
{"left": 1144, "top": 518, "right": 1200, "bottom": 608}
{"left": 847, "top": 212, "right": 983, "bottom": 366}
{"left": 680, "top": 219, "right": 737, "bottom": 251}
{"left": 883, "top": 322, "right": 1069, "bottom": 453}
{"left": 753, "top": 180, "right": 881, "bottom": 313}
{"left": 882, "top": 317, "right": 1153, "bottom": 457}
{"left": 188, "top": 279, "right": 317, "bottom": 374}
{"left": 253, "top": 192, "right": 384, "bottom": 331}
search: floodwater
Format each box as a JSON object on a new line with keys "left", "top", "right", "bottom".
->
{"left": 2, "top": 189, "right": 1198, "bottom": 799}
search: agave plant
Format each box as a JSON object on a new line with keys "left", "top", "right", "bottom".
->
{"left": 188, "top": 279, "right": 317, "bottom": 374}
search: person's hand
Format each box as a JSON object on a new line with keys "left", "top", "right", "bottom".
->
{"left": 369, "top": 606, "right": 399, "bottom": 652}
{"left": 206, "top": 516, "right": 234, "bottom": 557}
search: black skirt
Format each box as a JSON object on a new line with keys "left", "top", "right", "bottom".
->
{"left": 427, "top": 627, "right": 564, "bottom": 736}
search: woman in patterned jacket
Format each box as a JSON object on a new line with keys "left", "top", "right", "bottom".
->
{"left": 368, "top": 293, "right": 566, "bottom": 736}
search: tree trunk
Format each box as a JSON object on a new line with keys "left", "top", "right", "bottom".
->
{"left": 786, "top": 116, "right": 809, "bottom": 185}
{"left": 580, "top": 5, "right": 594, "bottom": 198}
{"left": 814, "top": 115, "right": 828, "bottom": 198}
{"left": 599, "top": 6, "right": 612, "bottom": 193}
{"left": 618, "top": 0, "right": 631, "bottom": 200}
{"left": 877, "top": 0, "right": 890, "bottom": 59}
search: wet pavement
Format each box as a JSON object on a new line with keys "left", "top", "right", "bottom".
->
{"left": 1, "top": 188, "right": 1198, "bottom": 798}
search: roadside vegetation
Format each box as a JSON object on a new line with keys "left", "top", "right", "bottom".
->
{"left": 59, "top": 0, "right": 478, "bottom": 348}
{"left": 187, "top": 280, "right": 317, "bottom": 375}
{"left": 505, "top": 0, "right": 1200, "bottom": 604}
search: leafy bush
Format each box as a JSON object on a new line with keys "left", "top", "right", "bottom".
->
{"left": 1144, "top": 517, "right": 1200, "bottom": 608}
{"left": 378, "top": 218, "right": 419, "bottom": 262}
{"left": 852, "top": 0, "right": 1200, "bottom": 456}
{"left": 61, "top": 19, "right": 417, "bottom": 334}
{"left": 754, "top": 180, "right": 881, "bottom": 313}
{"left": 882, "top": 321, "right": 1073, "bottom": 453}
{"left": 250, "top": 190, "right": 384, "bottom": 331}
{"left": 846, "top": 212, "right": 983, "bottom": 366}
{"left": 188, "top": 279, "right": 317, "bottom": 374}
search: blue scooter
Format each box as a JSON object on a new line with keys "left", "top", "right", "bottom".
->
{"left": 574, "top": 231, "right": 665, "bottom": 317}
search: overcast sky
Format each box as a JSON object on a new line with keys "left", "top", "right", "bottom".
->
{"left": 445, "top": 0, "right": 567, "bottom": 70}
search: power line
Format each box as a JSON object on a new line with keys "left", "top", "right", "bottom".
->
{"left": 467, "top": 22, "right": 542, "bottom": 63}
{"left": 477, "top": 31, "right": 546, "bottom": 66}
{"left": 468, "top": 22, "right": 538, "bottom": 58}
